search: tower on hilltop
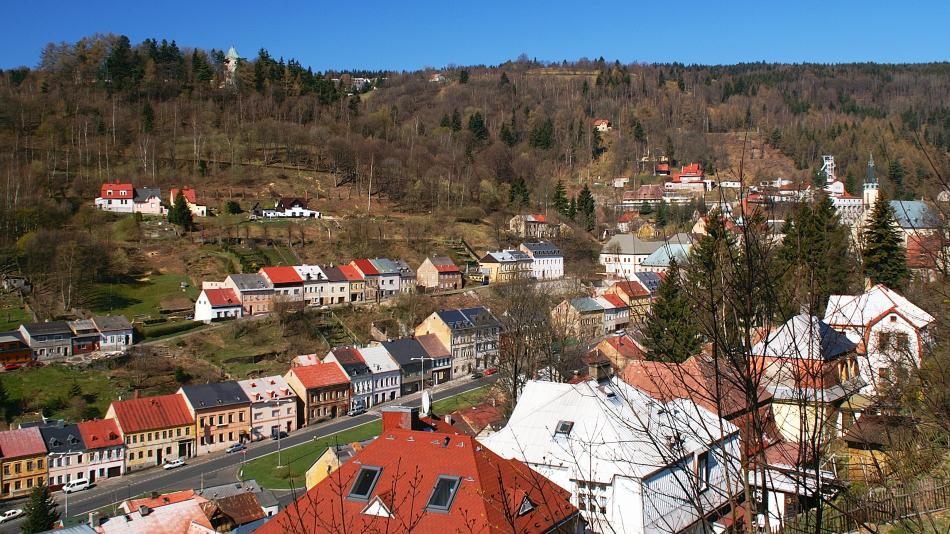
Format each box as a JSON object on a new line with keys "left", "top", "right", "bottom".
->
{"left": 863, "top": 152, "right": 879, "bottom": 208}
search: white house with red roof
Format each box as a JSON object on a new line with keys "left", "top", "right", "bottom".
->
{"left": 194, "top": 288, "right": 243, "bottom": 323}
{"left": 95, "top": 182, "right": 135, "bottom": 213}
{"left": 594, "top": 118, "right": 612, "bottom": 132}
{"left": 237, "top": 375, "right": 298, "bottom": 440}
{"left": 170, "top": 187, "right": 208, "bottom": 217}
{"left": 824, "top": 284, "right": 934, "bottom": 395}
{"left": 666, "top": 162, "right": 716, "bottom": 193}
{"left": 77, "top": 418, "right": 126, "bottom": 482}
{"left": 509, "top": 213, "right": 560, "bottom": 239}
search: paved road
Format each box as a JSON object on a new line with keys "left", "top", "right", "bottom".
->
{"left": 0, "top": 376, "right": 495, "bottom": 533}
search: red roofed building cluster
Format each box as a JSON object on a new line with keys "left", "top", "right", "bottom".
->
{"left": 105, "top": 393, "right": 196, "bottom": 471}
{"left": 285, "top": 362, "right": 352, "bottom": 425}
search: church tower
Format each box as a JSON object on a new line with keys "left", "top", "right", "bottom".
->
{"left": 224, "top": 46, "right": 241, "bottom": 85}
{"left": 863, "top": 152, "right": 879, "bottom": 208}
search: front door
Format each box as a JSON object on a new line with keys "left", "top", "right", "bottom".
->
{"left": 156, "top": 447, "right": 163, "bottom": 465}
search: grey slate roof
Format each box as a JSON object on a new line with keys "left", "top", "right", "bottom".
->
{"left": 228, "top": 273, "right": 273, "bottom": 291}
{"left": 0, "top": 330, "right": 25, "bottom": 344}
{"left": 379, "top": 338, "right": 428, "bottom": 367}
{"left": 92, "top": 315, "right": 132, "bottom": 332}
{"left": 634, "top": 272, "right": 662, "bottom": 294}
{"left": 39, "top": 422, "right": 86, "bottom": 454}
{"left": 181, "top": 381, "right": 251, "bottom": 410}
{"left": 570, "top": 297, "right": 604, "bottom": 313}
{"left": 890, "top": 200, "right": 939, "bottom": 229}
{"left": 133, "top": 187, "right": 161, "bottom": 202}
{"left": 435, "top": 307, "right": 501, "bottom": 331}
{"left": 321, "top": 266, "right": 346, "bottom": 282}
{"left": 602, "top": 234, "right": 665, "bottom": 256}
{"left": 21, "top": 321, "right": 73, "bottom": 336}
{"left": 753, "top": 314, "right": 856, "bottom": 361}
{"left": 521, "top": 241, "right": 562, "bottom": 257}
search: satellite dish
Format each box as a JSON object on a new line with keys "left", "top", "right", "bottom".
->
{"left": 421, "top": 390, "right": 432, "bottom": 416}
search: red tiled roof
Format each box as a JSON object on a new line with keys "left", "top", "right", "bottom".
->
{"left": 532, "top": 213, "right": 546, "bottom": 223}
{"left": 288, "top": 362, "right": 350, "bottom": 389}
{"left": 599, "top": 335, "right": 646, "bottom": 361}
{"left": 352, "top": 259, "right": 379, "bottom": 276}
{"left": 125, "top": 490, "right": 199, "bottom": 511}
{"left": 109, "top": 393, "right": 195, "bottom": 434}
{"left": 170, "top": 187, "right": 198, "bottom": 204}
{"left": 77, "top": 419, "right": 123, "bottom": 450}
{"left": 435, "top": 263, "right": 460, "bottom": 273}
{"left": 338, "top": 264, "right": 365, "bottom": 281}
{"left": 417, "top": 334, "right": 450, "bottom": 359}
{"left": 99, "top": 183, "right": 133, "bottom": 200}
{"left": 0, "top": 427, "right": 45, "bottom": 458}
{"left": 618, "top": 211, "right": 639, "bottom": 223}
{"left": 610, "top": 280, "right": 650, "bottom": 299}
{"left": 201, "top": 492, "right": 265, "bottom": 526}
{"left": 655, "top": 163, "right": 670, "bottom": 172}
{"left": 601, "top": 293, "right": 628, "bottom": 309}
{"left": 593, "top": 119, "right": 610, "bottom": 126}
{"left": 255, "top": 426, "right": 577, "bottom": 534}
{"left": 204, "top": 288, "right": 240, "bottom": 307}
{"left": 260, "top": 266, "right": 302, "bottom": 285}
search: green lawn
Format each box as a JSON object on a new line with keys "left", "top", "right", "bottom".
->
{"left": 242, "top": 385, "right": 495, "bottom": 489}
{"left": 84, "top": 273, "right": 199, "bottom": 320}
{"left": 0, "top": 294, "right": 29, "bottom": 331}
{"left": 0, "top": 364, "right": 117, "bottom": 423}
{"left": 240, "top": 420, "right": 382, "bottom": 489}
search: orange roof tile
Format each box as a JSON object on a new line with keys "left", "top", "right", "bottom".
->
{"left": 77, "top": 419, "right": 123, "bottom": 450}
{"left": 203, "top": 288, "right": 240, "bottom": 307}
{"left": 0, "top": 427, "right": 45, "bottom": 458}
{"left": 289, "top": 362, "right": 350, "bottom": 389}
{"left": 259, "top": 266, "right": 302, "bottom": 285}
{"left": 109, "top": 393, "right": 195, "bottom": 434}
{"left": 337, "top": 264, "right": 364, "bottom": 281}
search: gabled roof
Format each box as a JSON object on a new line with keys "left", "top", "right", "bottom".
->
{"left": 618, "top": 211, "right": 639, "bottom": 223}
{"left": 368, "top": 258, "right": 400, "bottom": 274}
{"left": 133, "top": 187, "right": 162, "bottom": 202}
{"left": 109, "top": 394, "right": 195, "bottom": 433}
{"left": 287, "top": 363, "right": 350, "bottom": 390}
{"left": 352, "top": 259, "right": 379, "bottom": 276}
{"left": 622, "top": 184, "right": 664, "bottom": 201}
{"left": 889, "top": 200, "right": 939, "bottom": 229}
{"left": 0, "top": 427, "right": 46, "bottom": 458}
{"left": 294, "top": 265, "right": 327, "bottom": 282}
{"left": 824, "top": 284, "right": 934, "bottom": 331}
{"left": 337, "top": 264, "right": 365, "bottom": 282}
{"left": 434, "top": 307, "right": 501, "bottom": 331}
{"left": 320, "top": 266, "right": 347, "bottom": 283}
{"left": 77, "top": 419, "right": 123, "bottom": 450}
{"left": 203, "top": 288, "right": 241, "bottom": 307}
{"left": 39, "top": 423, "right": 86, "bottom": 454}
{"left": 100, "top": 499, "right": 213, "bottom": 534}
{"left": 329, "top": 347, "right": 372, "bottom": 377}
{"left": 429, "top": 256, "right": 457, "bottom": 268}
{"left": 276, "top": 197, "right": 308, "bottom": 210}
{"left": 598, "top": 334, "right": 646, "bottom": 361}
{"left": 752, "top": 314, "right": 856, "bottom": 361}
{"left": 124, "top": 489, "right": 198, "bottom": 511}
{"left": 259, "top": 266, "right": 302, "bottom": 285}
{"left": 356, "top": 345, "right": 400, "bottom": 374}
{"left": 417, "top": 334, "right": 451, "bottom": 360}
{"left": 180, "top": 382, "right": 251, "bottom": 410}
{"left": 237, "top": 375, "right": 296, "bottom": 403}
{"left": 227, "top": 273, "right": 272, "bottom": 291}
{"left": 380, "top": 338, "right": 429, "bottom": 367}
{"left": 99, "top": 182, "right": 134, "bottom": 199}
{"left": 201, "top": 492, "right": 265, "bottom": 526}
{"left": 520, "top": 241, "right": 562, "bottom": 257}
{"left": 610, "top": 280, "right": 650, "bottom": 299}
{"left": 92, "top": 315, "right": 133, "bottom": 332}
{"left": 634, "top": 271, "right": 663, "bottom": 294}
{"left": 480, "top": 250, "right": 531, "bottom": 263}
{"left": 21, "top": 320, "right": 73, "bottom": 336}
{"left": 600, "top": 293, "right": 628, "bottom": 309}
{"left": 256, "top": 420, "right": 577, "bottom": 534}
{"left": 570, "top": 297, "right": 603, "bottom": 313}
{"left": 641, "top": 243, "right": 691, "bottom": 268}
{"left": 170, "top": 187, "right": 198, "bottom": 204}
{"left": 601, "top": 234, "right": 665, "bottom": 256}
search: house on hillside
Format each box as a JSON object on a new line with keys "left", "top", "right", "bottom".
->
{"left": 178, "top": 382, "right": 252, "bottom": 455}
{"left": 479, "top": 249, "right": 533, "bottom": 283}
{"left": 95, "top": 182, "right": 135, "bottom": 213}
{"left": 414, "top": 307, "right": 501, "bottom": 376}
{"left": 320, "top": 266, "right": 350, "bottom": 305}
{"left": 194, "top": 287, "right": 243, "bottom": 323}
{"left": 824, "top": 284, "right": 934, "bottom": 396}
{"left": 224, "top": 273, "right": 274, "bottom": 315}
{"left": 256, "top": 406, "right": 580, "bottom": 534}
{"left": 380, "top": 338, "right": 433, "bottom": 395}
{"left": 0, "top": 427, "right": 47, "bottom": 500}
{"left": 0, "top": 331, "right": 32, "bottom": 367}
{"left": 294, "top": 264, "right": 329, "bottom": 306}
{"left": 604, "top": 279, "right": 653, "bottom": 319}
{"left": 417, "top": 256, "right": 462, "bottom": 291}
{"left": 594, "top": 118, "right": 612, "bottom": 132}
{"left": 132, "top": 187, "right": 165, "bottom": 215}
{"left": 519, "top": 241, "right": 564, "bottom": 280}
{"left": 509, "top": 213, "right": 561, "bottom": 239}
{"left": 591, "top": 334, "right": 646, "bottom": 370}
{"left": 68, "top": 319, "right": 100, "bottom": 354}
{"left": 551, "top": 297, "right": 604, "bottom": 339}
{"left": 417, "top": 333, "right": 453, "bottom": 385}
{"left": 888, "top": 200, "right": 944, "bottom": 273}
{"left": 39, "top": 421, "right": 86, "bottom": 490}
{"left": 256, "top": 197, "right": 321, "bottom": 218}
{"left": 76, "top": 418, "right": 125, "bottom": 483}
{"left": 18, "top": 321, "right": 73, "bottom": 361}
{"left": 92, "top": 315, "right": 134, "bottom": 353}
{"left": 325, "top": 347, "right": 374, "bottom": 412}
{"left": 599, "top": 233, "right": 668, "bottom": 278}
{"left": 259, "top": 266, "right": 304, "bottom": 305}
{"left": 616, "top": 211, "right": 639, "bottom": 233}
{"left": 595, "top": 294, "right": 630, "bottom": 333}
{"left": 337, "top": 264, "right": 365, "bottom": 303}
{"left": 356, "top": 344, "right": 402, "bottom": 404}
{"left": 483, "top": 379, "right": 741, "bottom": 534}
{"left": 169, "top": 187, "right": 208, "bottom": 217}
{"left": 621, "top": 184, "right": 664, "bottom": 208}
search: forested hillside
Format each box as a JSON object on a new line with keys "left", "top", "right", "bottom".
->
{"left": 1, "top": 34, "right": 948, "bottom": 316}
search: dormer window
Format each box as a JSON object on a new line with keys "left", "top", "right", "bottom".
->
{"left": 518, "top": 495, "right": 535, "bottom": 516}
{"left": 348, "top": 466, "right": 382, "bottom": 501}
{"left": 554, "top": 420, "right": 574, "bottom": 437}
{"left": 426, "top": 475, "right": 462, "bottom": 512}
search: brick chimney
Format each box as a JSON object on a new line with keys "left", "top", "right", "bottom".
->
{"left": 381, "top": 406, "right": 420, "bottom": 431}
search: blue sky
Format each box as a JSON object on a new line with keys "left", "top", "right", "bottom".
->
{"left": 3, "top": 1, "right": 949, "bottom": 70}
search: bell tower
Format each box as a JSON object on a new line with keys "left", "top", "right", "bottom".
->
{"left": 863, "top": 152, "right": 879, "bottom": 208}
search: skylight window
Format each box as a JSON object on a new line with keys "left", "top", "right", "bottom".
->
{"left": 348, "top": 466, "right": 382, "bottom": 501}
{"left": 517, "top": 495, "right": 535, "bottom": 516}
{"left": 554, "top": 420, "right": 574, "bottom": 437}
{"left": 426, "top": 475, "right": 462, "bottom": 512}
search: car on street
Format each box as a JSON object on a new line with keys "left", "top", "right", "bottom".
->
{"left": 270, "top": 430, "right": 288, "bottom": 440}
{"left": 347, "top": 407, "right": 367, "bottom": 417}
{"left": 0, "top": 509, "right": 24, "bottom": 523}
{"left": 163, "top": 458, "right": 185, "bottom": 470}
{"left": 483, "top": 368, "right": 498, "bottom": 376}
{"left": 3, "top": 363, "right": 21, "bottom": 371}
{"left": 225, "top": 442, "right": 246, "bottom": 454}
{"left": 470, "top": 371, "right": 484, "bottom": 380}
{"left": 63, "top": 478, "right": 92, "bottom": 493}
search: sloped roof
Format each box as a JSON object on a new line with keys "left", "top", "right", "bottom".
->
{"left": 368, "top": 258, "right": 400, "bottom": 274}
{"left": 610, "top": 280, "right": 650, "bottom": 299}
{"left": 641, "top": 243, "right": 691, "bottom": 268}
{"left": 39, "top": 423, "right": 86, "bottom": 454}
{"left": 601, "top": 234, "right": 665, "bottom": 256}
{"left": 133, "top": 187, "right": 162, "bottom": 202}
{"left": 99, "top": 183, "right": 133, "bottom": 199}
{"left": 109, "top": 394, "right": 195, "bottom": 433}
{"left": 77, "top": 419, "right": 123, "bottom": 450}
{"left": 356, "top": 345, "right": 400, "bottom": 374}
{"left": 600, "top": 293, "right": 628, "bottom": 309}
{"left": 259, "top": 266, "right": 302, "bottom": 285}
{"left": 294, "top": 264, "right": 326, "bottom": 282}
{"left": 824, "top": 284, "right": 933, "bottom": 330}
{"left": 417, "top": 334, "right": 451, "bottom": 360}
{"left": 92, "top": 315, "right": 132, "bottom": 332}
{"left": 227, "top": 273, "right": 272, "bottom": 291}
{"left": 329, "top": 347, "right": 371, "bottom": 377}
{"left": 598, "top": 334, "right": 646, "bottom": 361}
{"left": 287, "top": 363, "right": 350, "bottom": 389}
{"left": 100, "top": 499, "right": 213, "bottom": 534}
{"left": 337, "top": 264, "right": 364, "bottom": 281}
{"left": 236, "top": 375, "right": 296, "bottom": 403}
{"left": 480, "top": 249, "right": 531, "bottom": 263}
{"left": 889, "top": 200, "right": 939, "bottom": 229}
{"left": 320, "top": 266, "right": 347, "bottom": 282}
{"left": 570, "top": 297, "right": 604, "bottom": 313}
{"left": 380, "top": 338, "right": 428, "bottom": 367}
{"left": 125, "top": 489, "right": 198, "bottom": 511}
{"left": 623, "top": 184, "right": 664, "bottom": 201}
{"left": 352, "top": 259, "right": 379, "bottom": 276}
{"left": 203, "top": 288, "right": 241, "bottom": 307}
{"left": 435, "top": 307, "right": 501, "bottom": 330}
{"left": 21, "top": 320, "right": 72, "bottom": 336}
{"left": 256, "top": 422, "right": 576, "bottom": 534}
{"left": 634, "top": 271, "right": 663, "bottom": 294}
{"left": 0, "top": 427, "right": 46, "bottom": 458}
{"left": 752, "top": 314, "right": 856, "bottom": 361}
{"left": 201, "top": 492, "right": 265, "bottom": 526}
{"left": 180, "top": 381, "right": 250, "bottom": 410}
{"left": 520, "top": 241, "right": 562, "bottom": 257}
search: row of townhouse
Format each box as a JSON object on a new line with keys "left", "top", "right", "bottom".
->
{"left": 478, "top": 241, "right": 565, "bottom": 283}
{"left": 551, "top": 276, "right": 661, "bottom": 339}
{"left": 94, "top": 182, "right": 207, "bottom": 217}
{"left": 195, "top": 258, "right": 419, "bottom": 322}
{"left": 599, "top": 232, "right": 694, "bottom": 278}
{"left": 0, "top": 315, "right": 134, "bottom": 364}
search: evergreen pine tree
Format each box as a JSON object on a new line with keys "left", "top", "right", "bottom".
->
{"left": 552, "top": 180, "right": 569, "bottom": 216}
{"left": 142, "top": 101, "right": 154, "bottom": 134}
{"left": 508, "top": 178, "right": 529, "bottom": 208}
{"left": 655, "top": 201, "right": 668, "bottom": 227}
{"left": 21, "top": 481, "right": 60, "bottom": 534}
{"left": 567, "top": 197, "right": 577, "bottom": 221}
{"left": 439, "top": 113, "right": 451, "bottom": 128}
{"left": 642, "top": 258, "right": 700, "bottom": 363}
{"left": 577, "top": 184, "right": 595, "bottom": 231}
{"left": 459, "top": 69, "right": 469, "bottom": 84}
{"left": 499, "top": 122, "right": 516, "bottom": 147}
{"left": 450, "top": 109, "right": 462, "bottom": 132}
{"left": 467, "top": 111, "right": 489, "bottom": 140}
{"left": 169, "top": 191, "right": 194, "bottom": 230}
{"left": 863, "top": 198, "right": 909, "bottom": 289}
{"left": 889, "top": 159, "right": 906, "bottom": 199}
{"left": 529, "top": 118, "right": 554, "bottom": 149}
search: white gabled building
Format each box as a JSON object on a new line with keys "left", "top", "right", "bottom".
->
{"left": 519, "top": 241, "right": 564, "bottom": 280}
{"left": 356, "top": 344, "right": 402, "bottom": 405}
{"left": 194, "top": 287, "right": 243, "bottom": 323}
{"left": 824, "top": 284, "right": 934, "bottom": 396}
{"left": 482, "top": 379, "right": 741, "bottom": 534}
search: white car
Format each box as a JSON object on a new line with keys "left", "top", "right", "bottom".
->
{"left": 163, "top": 458, "right": 185, "bottom": 470}
{"left": 63, "top": 479, "right": 91, "bottom": 494}
{"left": 0, "top": 509, "right": 24, "bottom": 523}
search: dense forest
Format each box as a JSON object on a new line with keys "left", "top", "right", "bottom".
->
{"left": 0, "top": 34, "right": 948, "bottom": 309}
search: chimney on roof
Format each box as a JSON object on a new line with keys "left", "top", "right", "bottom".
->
{"left": 138, "top": 505, "right": 152, "bottom": 517}
{"left": 381, "top": 406, "right": 421, "bottom": 432}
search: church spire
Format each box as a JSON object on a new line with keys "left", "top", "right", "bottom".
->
{"left": 866, "top": 152, "right": 876, "bottom": 184}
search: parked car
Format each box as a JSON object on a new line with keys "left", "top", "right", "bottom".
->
{"left": 0, "top": 509, "right": 24, "bottom": 523}
{"left": 347, "top": 407, "right": 367, "bottom": 417}
{"left": 483, "top": 368, "right": 498, "bottom": 376}
{"left": 163, "top": 459, "right": 185, "bottom": 470}
{"left": 470, "top": 371, "right": 484, "bottom": 380}
{"left": 63, "top": 479, "right": 91, "bottom": 494}
{"left": 3, "top": 364, "right": 21, "bottom": 371}
{"left": 270, "top": 430, "right": 288, "bottom": 440}
{"left": 225, "top": 442, "right": 246, "bottom": 454}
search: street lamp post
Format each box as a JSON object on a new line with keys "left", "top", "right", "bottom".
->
{"left": 410, "top": 356, "right": 436, "bottom": 397}
{"left": 269, "top": 398, "right": 291, "bottom": 468}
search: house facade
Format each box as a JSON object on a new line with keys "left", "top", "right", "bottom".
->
{"left": 260, "top": 266, "right": 305, "bottom": 306}
{"left": 320, "top": 266, "right": 350, "bottom": 305}
{"left": 179, "top": 382, "right": 252, "bottom": 455}
{"left": 169, "top": 187, "right": 208, "bottom": 217}
{"left": 225, "top": 273, "right": 274, "bottom": 315}
{"left": 237, "top": 375, "right": 298, "bottom": 440}
{"left": 106, "top": 394, "right": 196, "bottom": 470}
{"left": 95, "top": 182, "right": 135, "bottom": 213}
{"left": 337, "top": 265, "right": 366, "bottom": 303}
{"left": 92, "top": 315, "right": 134, "bottom": 353}
{"left": 0, "top": 427, "right": 48, "bottom": 500}
{"left": 194, "top": 288, "right": 243, "bottom": 323}
{"left": 599, "top": 234, "right": 665, "bottom": 279}
{"left": 414, "top": 307, "right": 501, "bottom": 376}
{"left": 417, "top": 333, "right": 453, "bottom": 385}
{"left": 285, "top": 363, "right": 351, "bottom": 426}
{"left": 294, "top": 264, "right": 329, "bottom": 306}
{"left": 551, "top": 297, "right": 604, "bottom": 339}
{"left": 416, "top": 256, "right": 462, "bottom": 291}
{"left": 356, "top": 344, "right": 402, "bottom": 404}
{"left": 0, "top": 331, "right": 31, "bottom": 366}
{"left": 519, "top": 241, "right": 564, "bottom": 280}
{"left": 76, "top": 419, "right": 125, "bottom": 483}
{"left": 509, "top": 213, "right": 561, "bottom": 239}
{"left": 131, "top": 187, "right": 165, "bottom": 216}
{"left": 324, "top": 347, "right": 374, "bottom": 411}
{"left": 595, "top": 294, "right": 630, "bottom": 333}
{"left": 19, "top": 321, "right": 73, "bottom": 361}
{"left": 68, "top": 319, "right": 100, "bottom": 354}
{"left": 380, "top": 338, "right": 431, "bottom": 395}
{"left": 478, "top": 250, "right": 533, "bottom": 283}
{"left": 39, "top": 422, "right": 87, "bottom": 489}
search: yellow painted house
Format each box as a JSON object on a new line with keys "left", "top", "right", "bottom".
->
{"left": 478, "top": 250, "right": 532, "bottom": 283}
{"left": 0, "top": 427, "right": 48, "bottom": 500}
{"left": 106, "top": 394, "right": 196, "bottom": 471}
{"left": 305, "top": 442, "right": 363, "bottom": 490}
